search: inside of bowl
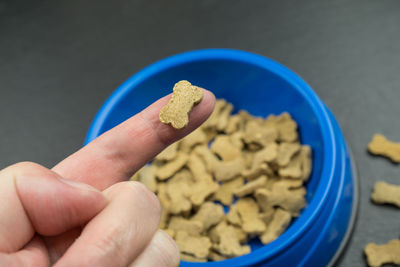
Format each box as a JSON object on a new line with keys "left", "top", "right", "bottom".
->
{"left": 97, "top": 58, "right": 324, "bottom": 251}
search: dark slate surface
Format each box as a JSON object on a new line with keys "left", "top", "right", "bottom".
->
{"left": 1, "top": 0, "right": 399, "bottom": 266}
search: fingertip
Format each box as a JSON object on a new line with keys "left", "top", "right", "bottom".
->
{"left": 201, "top": 88, "right": 216, "bottom": 114}
{"left": 138, "top": 87, "right": 215, "bottom": 146}
{"left": 186, "top": 88, "right": 215, "bottom": 128}
{"left": 191, "top": 88, "right": 215, "bottom": 124}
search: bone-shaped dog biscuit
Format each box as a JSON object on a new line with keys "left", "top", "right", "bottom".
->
{"left": 371, "top": 181, "right": 400, "bottom": 208}
{"left": 159, "top": 80, "right": 203, "bottom": 129}
{"left": 364, "top": 239, "right": 400, "bottom": 267}
{"left": 368, "top": 134, "right": 400, "bottom": 163}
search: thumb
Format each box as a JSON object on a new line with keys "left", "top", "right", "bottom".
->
{"left": 0, "top": 162, "right": 107, "bottom": 252}
{"left": 15, "top": 163, "right": 108, "bottom": 236}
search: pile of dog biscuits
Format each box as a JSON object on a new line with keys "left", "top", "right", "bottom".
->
{"left": 132, "top": 83, "right": 312, "bottom": 262}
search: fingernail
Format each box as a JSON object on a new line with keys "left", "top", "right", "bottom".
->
{"left": 58, "top": 177, "right": 100, "bottom": 193}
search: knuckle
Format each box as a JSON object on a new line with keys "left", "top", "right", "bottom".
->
{"left": 0, "top": 161, "right": 44, "bottom": 177}
{"left": 116, "top": 181, "right": 161, "bottom": 217}
{"left": 129, "top": 181, "right": 161, "bottom": 214}
{"left": 105, "top": 181, "right": 162, "bottom": 224}
{"left": 6, "top": 161, "right": 41, "bottom": 171}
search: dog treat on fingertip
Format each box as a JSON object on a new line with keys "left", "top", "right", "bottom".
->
{"left": 159, "top": 80, "right": 203, "bottom": 129}
{"left": 132, "top": 99, "right": 313, "bottom": 262}
{"left": 368, "top": 134, "right": 400, "bottom": 163}
{"left": 364, "top": 239, "right": 400, "bottom": 267}
{"left": 371, "top": 181, "right": 400, "bottom": 208}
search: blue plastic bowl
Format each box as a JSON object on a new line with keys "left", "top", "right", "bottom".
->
{"left": 84, "top": 49, "right": 357, "bottom": 267}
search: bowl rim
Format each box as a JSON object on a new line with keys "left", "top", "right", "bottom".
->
{"left": 84, "top": 48, "right": 337, "bottom": 265}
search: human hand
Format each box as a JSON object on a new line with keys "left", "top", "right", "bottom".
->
{"left": 0, "top": 89, "right": 215, "bottom": 267}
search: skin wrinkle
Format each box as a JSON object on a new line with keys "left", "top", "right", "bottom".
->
{"left": 92, "top": 136, "right": 136, "bottom": 181}
{"left": 155, "top": 231, "right": 180, "bottom": 266}
{"left": 97, "top": 139, "right": 130, "bottom": 174}
{"left": 122, "top": 207, "right": 157, "bottom": 263}
{"left": 118, "top": 183, "right": 161, "bottom": 263}
{"left": 91, "top": 224, "right": 126, "bottom": 266}
{"left": 127, "top": 217, "right": 149, "bottom": 262}
{"left": 127, "top": 228, "right": 180, "bottom": 267}
{"left": 147, "top": 235, "right": 173, "bottom": 266}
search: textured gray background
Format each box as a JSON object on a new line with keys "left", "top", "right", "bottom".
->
{"left": 1, "top": 0, "right": 399, "bottom": 266}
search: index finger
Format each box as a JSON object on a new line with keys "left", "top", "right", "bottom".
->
{"left": 52, "top": 89, "right": 215, "bottom": 190}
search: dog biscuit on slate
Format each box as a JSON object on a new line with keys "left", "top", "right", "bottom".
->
{"left": 364, "top": 239, "right": 400, "bottom": 267}
{"left": 371, "top": 181, "right": 400, "bottom": 208}
{"left": 368, "top": 134, "right": 400, "bottom": 163}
